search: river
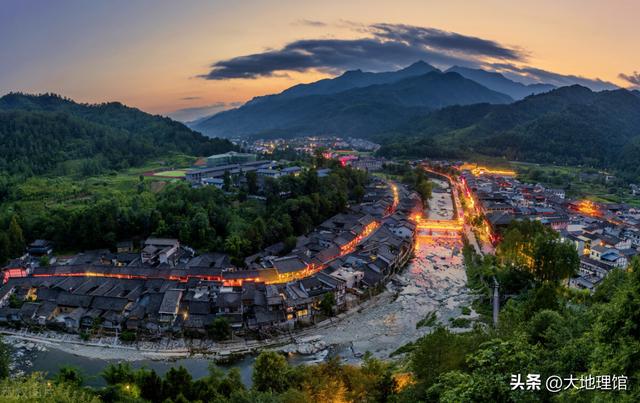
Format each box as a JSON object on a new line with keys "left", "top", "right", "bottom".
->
{"left": 12, "top": 343, "right": 329, "bottom": 387}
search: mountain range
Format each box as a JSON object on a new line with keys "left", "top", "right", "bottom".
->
{"left": 190, "top": 61, "right": 620, "bottom": 139}
{"left": 192, "top": 62, "right": 516, "bottom": 138}
{"left": 445, "top": 66, "right": 556, "bottom": 100}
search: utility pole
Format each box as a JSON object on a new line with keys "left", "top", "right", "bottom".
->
{"left": 492, "top": 276, "right": 499, "bottom": 328}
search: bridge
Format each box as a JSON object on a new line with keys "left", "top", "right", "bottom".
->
{"left": 412, "top": 166, "right": 465, "bottom": 236}
{"left": 416, "top": 218, "right": 463, "bottom": 232}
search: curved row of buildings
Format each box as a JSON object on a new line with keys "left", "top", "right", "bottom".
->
{"left": 0, "top": 179, "right": 421, "bottom": 337}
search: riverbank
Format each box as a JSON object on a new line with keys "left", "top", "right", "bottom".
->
{"left": 0, "top": 285, "right": 395, "bottom": 363}
{"left": 3, "top": 239, "right": 474, "bottom": 365}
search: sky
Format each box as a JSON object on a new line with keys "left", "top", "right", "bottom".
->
{"left": 1, "top": 0, "right": 639, "bottom": 121}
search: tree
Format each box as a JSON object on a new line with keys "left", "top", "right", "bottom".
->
{"left": 102, "top": 362, "right": 135, "bottom": 385}
{"left": 282, "top": 235, "right": 297, "bottom": 255}
{"left": 7, "top": 216, "right": 25, "bottom": 257}
{"left": 207, "top": 317, "right": 232, "bottom": 341}
{"left": 353, "top": 185, "right": 365, "bottom": 203}
{"left": 319, "top": 292, "right": 336, "bottom": 316}
{"left": 531, "top": 237, "right": 579, "bottom": 283}
{"left": 410, "top": 327, "right": 479, "bottom": 389}
{"left": 224, "top": 234, "right": 251, "bottom": 261}
{"left": 55, "top": 366, "right": 84, "bottom": 387}
{"left": 136, "top": 368, "right": 163, "bottom": 403}
{"left": 252, "top": 351, "right": 290, "bottom": 393}
{"left": 218, "top": 367, "right": 245, "bottom": 397}
{"left": 246, "top": 170, "right": 259, "bottom": 194}
{"left": 162, "top": 366, "right": 193, "bottom": 401}
{"left": 0, "top": 373, "right": 99, "bottom": 403}
{"left": 38, "top": 255, "right": 50, "bottom": 267}
{"left": 0, "top": 232, "right": 9, "bottom": 266}
{"left": 497, "top": 219, "right": 578, "bottom": 283}
{"left": 223, "top": 170, "right": 232, "bottom": 191}
{"left": 0, "top": 338, "right": 9, "bottom": 380}
{"left": 415, "top": 179, "right": 432, "bottom": 204}
{"left": 119, "top": 330, "right": 136, "bottom": 342}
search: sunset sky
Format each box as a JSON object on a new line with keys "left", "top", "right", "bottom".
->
{"left": 2, "top": 0, "right": 639, "bottom": 120}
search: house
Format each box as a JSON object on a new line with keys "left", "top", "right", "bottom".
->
{"left": 589, "top": 245, "right": 609, "bottom": 261}
{"left": 202, "top": 178, "right": 224, "bottom": 189}
{"left": 35, "top": 301, "right": 58, "bottom": 325}
{"left": 56, "top": 307, "right": 86, "bottom": 332}
{"left": 27, "top": 240, "right": 53, "bottom": 256}
{"left": 142, "top": 238, "right": 180, "bottom": 265}
{"left": 600, "top": 250, "right": 628, "bottom": 268}
{"left": 116, "top": 241, "right": 134, "bottom": 253}
{"left": 18, "top": 302, "right": 40, "bottom": 325}
{"left": 271, "top": 256, "right": 309, "bottom": 282}
{"left": 281, "top": 166, "right": 302, "bottom": 176}
{"left": 256, "top": 168, "right": 281, "bottom": 179}
{"left": 158, "top": 289, "right": 183, "bottom": 324}
{"left": 390, "top": 221, "right": 416, "bottom": 240}
{"left": 282, "top": 283, "right": 313, "bottom": 323}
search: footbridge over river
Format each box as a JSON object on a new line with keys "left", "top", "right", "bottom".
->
{"left": 414, "top": 166, "right": 464, "bottom": 236}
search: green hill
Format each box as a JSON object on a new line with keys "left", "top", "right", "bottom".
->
{"left": 0, "top": 93, "right": 236, "bottom": 177}
{"left": 377, "top": 85, "right": 640, "bottom": 180}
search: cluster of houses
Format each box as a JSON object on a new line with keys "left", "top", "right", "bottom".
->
{"left": 0, "top": 179, "right": 420, "bottom": 339}
{"left": 245, "top": 136, "right": 381, "bottom": 155}
{"left": 459, "top": 168, "right": 640, "bottom": 291}
{"left": 185, "top": 156, "right": 306, "bottom": 188}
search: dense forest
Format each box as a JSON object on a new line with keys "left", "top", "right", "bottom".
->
{"left": 1, "top": 220, "right": 638, "bottom": 402}
{"left": 376, "top": 86, "right": 640, "bottom": 181}
{"left": 0, "top": 93, "right": 236, "bottom": 177}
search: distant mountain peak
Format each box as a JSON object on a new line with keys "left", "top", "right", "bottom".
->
{"left": 445, "top": 65, "right": 555, "bottom": 100}
{"left": 341, "top": 68, "right": 364, "bottom": 76}
{"left": 399, "top": 60, "right": 437, "bottom": 74}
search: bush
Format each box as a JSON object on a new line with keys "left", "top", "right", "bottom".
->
{"left": 207, "top": 317, "right": 232, "bottom": 341}
{"left": 449, "top": 317, "right": 472, "bottom": 328}
{"left": 416, "top": 312, "right": 438, "bottom": 329}
{"left": 119, "top": 330, "right": 136, "bottom": 342}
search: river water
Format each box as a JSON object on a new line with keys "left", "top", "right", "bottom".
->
{"left": 13, "top": 344, "right": 329, "bottom": 387}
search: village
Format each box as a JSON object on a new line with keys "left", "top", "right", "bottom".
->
{"left": 0, "top": 174, "right": 421, "bottom": 343}
{"left": 2, "top": 154, "right": 639, "bottom": 360}
{"left": 452, "top": 162, "right": 640, "bottom": 292}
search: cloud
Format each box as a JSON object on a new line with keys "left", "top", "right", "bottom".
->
{"left": 180, "top": 96, "right": 201, "bottom": 100}
{"left": 619, "top": 71, "right": 640, "bottom": 86}
{"left": 200, "top": 23, "right": 524, "bottom": 80}
{"left": 167, "top": 102, "right": 235, "bottom": 122}
{"left": 368, "top": 24, "right": 526, "bottom": 60}
{"left": 492, "top": 63, "right": 617, "bottom": 91}
{"left": 295, "top": 19, "right": 327, "bottom": 27}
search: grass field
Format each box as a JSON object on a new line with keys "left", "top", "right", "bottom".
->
{"left": 6, "top": 154, "right": 198, "bottom": 211}
{"left": 511, "top": 162, "right": 640, "bottom": 206}
{"left": 152, "top": 169, "right": 188, "bottom": 178}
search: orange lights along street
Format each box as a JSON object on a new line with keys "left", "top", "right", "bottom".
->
{"left": 459, "top": 163, "right": 516, "bottom": 177}
{"left": 575, "top": 200, "right": 601, "bottom": 217}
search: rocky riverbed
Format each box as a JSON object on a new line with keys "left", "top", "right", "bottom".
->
{"left": 304, "top": 236, "right": 475, "bottom": 363}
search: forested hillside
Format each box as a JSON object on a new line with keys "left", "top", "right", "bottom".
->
{"left": 0, "top": 93, "right": 236, "bottom": 177}
{"left": 377, "top": 86, "right": 640, "bottom": 181}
